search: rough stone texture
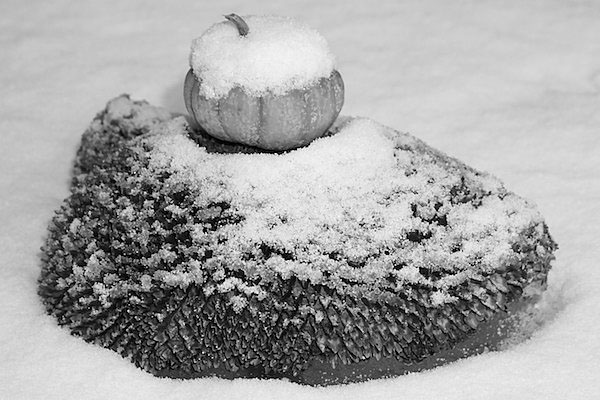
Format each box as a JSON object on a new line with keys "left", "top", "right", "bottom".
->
{"left": 38, "top": 95, "right": 556, "bottom": 385}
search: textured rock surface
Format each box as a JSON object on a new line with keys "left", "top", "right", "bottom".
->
{"left": 38, "top": 95, "right": 556, "bottom": 385}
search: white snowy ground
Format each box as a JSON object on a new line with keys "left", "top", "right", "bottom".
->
{"left": 1, "top": 1, "right": 599, "bottom": 399}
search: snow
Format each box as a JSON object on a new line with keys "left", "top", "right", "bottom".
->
{"left": 189, "top": 15, "right": 336, "bottom": 99}
{"left": 1, "top": 1, "right": 600, "bottom": 399}
{"left": 147, "top": 112, "right": 543, "bottom": 302}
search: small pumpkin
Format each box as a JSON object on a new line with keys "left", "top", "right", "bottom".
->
{"left": 184, "top": 14, "right": 344, "bottom": 151}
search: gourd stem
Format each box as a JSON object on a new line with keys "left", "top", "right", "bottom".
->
{"left": 224, "top": 14, "right": 249, "bottom": 37}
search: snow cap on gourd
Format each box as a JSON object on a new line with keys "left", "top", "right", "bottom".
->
{"left": 189, "top": 14, "right": 336, "bottom": 99}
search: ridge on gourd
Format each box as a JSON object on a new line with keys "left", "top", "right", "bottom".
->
{"left": 38, "top": 95, "right": 556, "bottom": 385}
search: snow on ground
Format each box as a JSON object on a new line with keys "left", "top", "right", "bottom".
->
{"left": 1, "top": 0, "right": 599, "bottom": 399}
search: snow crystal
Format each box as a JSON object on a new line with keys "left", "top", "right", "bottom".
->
{"left": 430, "top": 290, "right": 458, "bottom": 306}
{"left": 189, "top": 15, "right": 336, "bottom": 99}
{"left": 229, "top": 295, "right": 248, "bottom": 313}
{"left": 140, "top": 274, "right": 152, "bottom": 290}
{"left": 104, "top": 95, "right": 172, "bottom": 134}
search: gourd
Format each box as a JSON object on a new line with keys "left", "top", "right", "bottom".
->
{"left": 184, "top": 14, "right": 344, "bottom": 151}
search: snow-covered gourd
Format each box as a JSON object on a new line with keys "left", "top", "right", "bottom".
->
{"left": 184, "top": 14, "right": 344, "bottom": 151}
{"left": 39, "top": 96, "right": 556, "bottom": 385}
